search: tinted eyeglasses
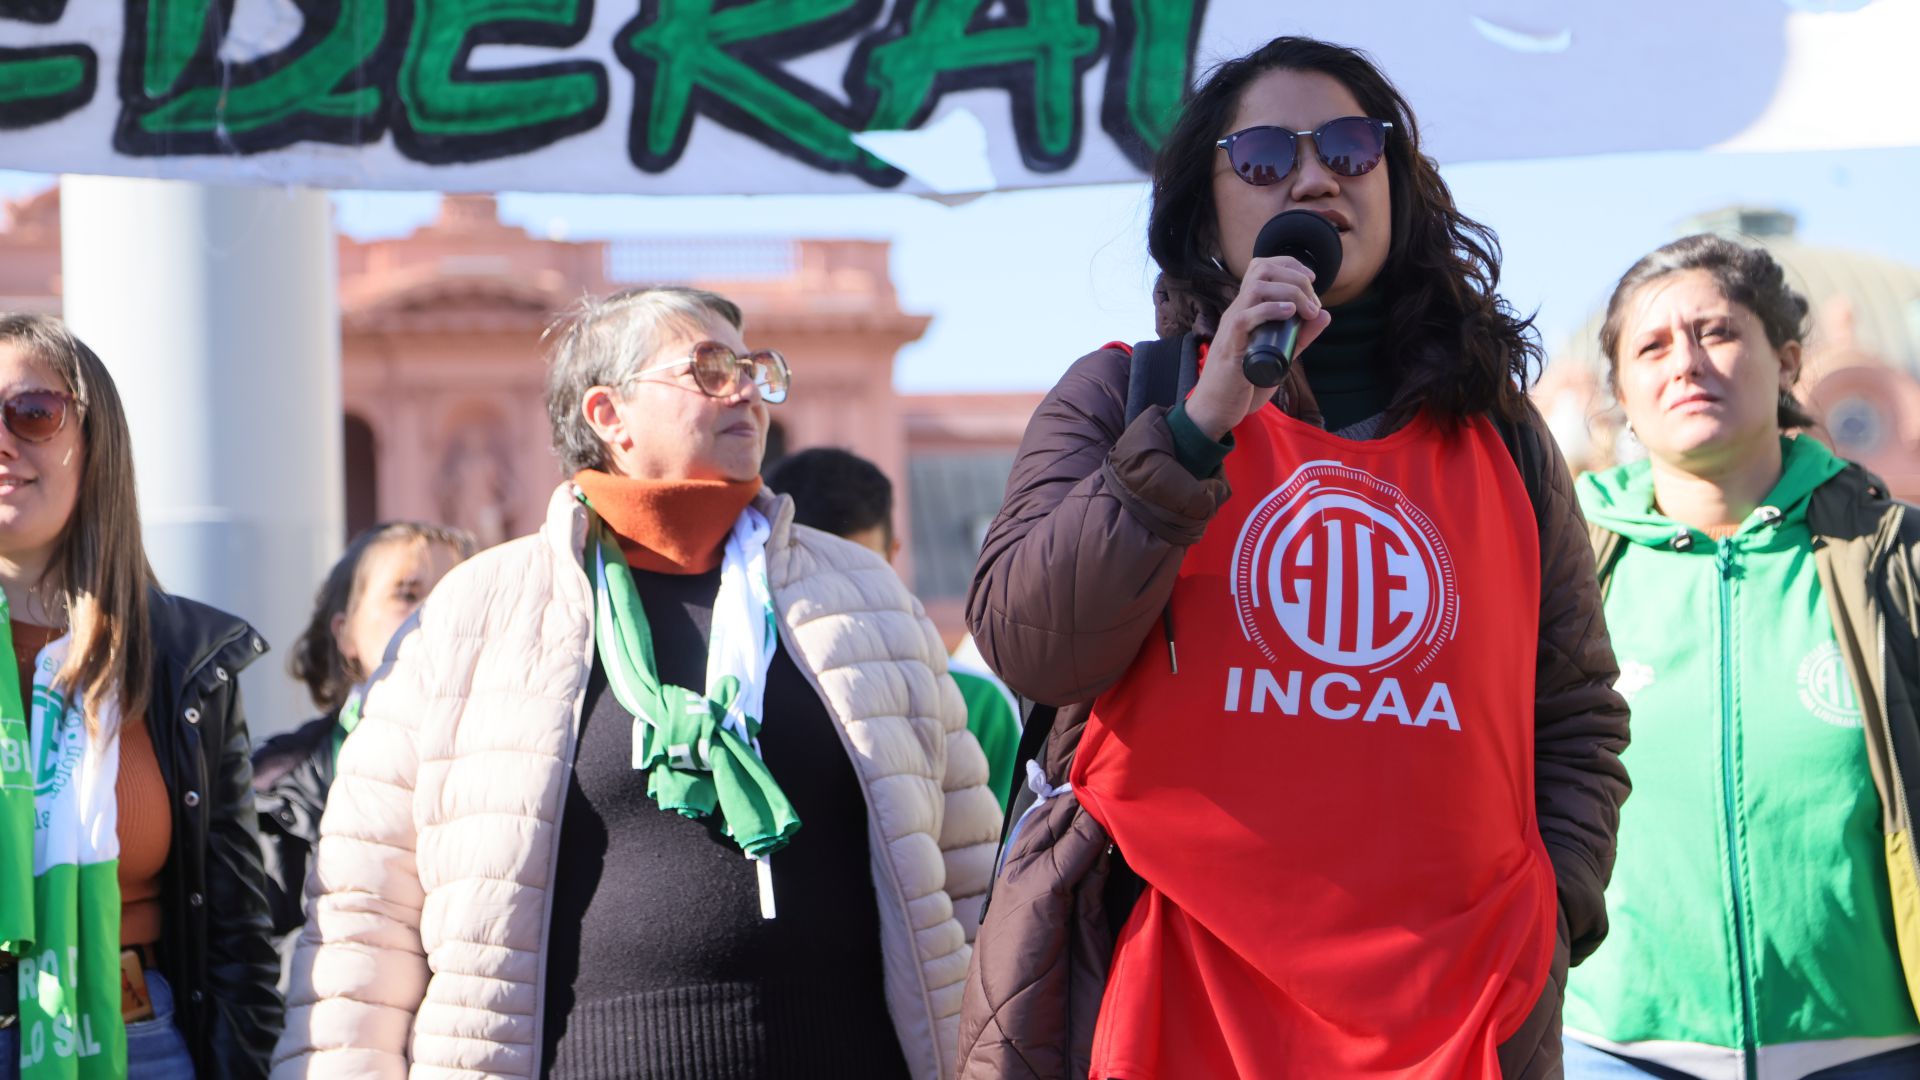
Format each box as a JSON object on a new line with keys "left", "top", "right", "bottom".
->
{"left": 1, "top": 389, "right": 75, "bottom": 443}
{"left": 1216, "top": 117, "right": 1394, "bottom": 186}
{"left": 631, "top": 341, "right": 791, "bottom": 404}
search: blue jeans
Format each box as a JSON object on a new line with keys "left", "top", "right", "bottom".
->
{"left": 1565, "top": 1036, "right": 1920, "bottom": 1079}
{"left": 0, "top": 969, "right": 196, "bottom": 1079}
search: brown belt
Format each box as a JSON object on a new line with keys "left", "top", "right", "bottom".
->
{"left": 119, "top": 945, "right": 159, "bottom": 1021}
{"left": 120, "top": 942, "right": 160, "bottom": 970}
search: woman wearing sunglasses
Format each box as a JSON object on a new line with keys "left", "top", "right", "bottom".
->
{"left": 1564, "top": 237, "right": 1920, "bottom": 1078}
{"left": 0, "top": 314, "right": 282, "bottom": 1079}
{"left": 959, "top": 36, "right": 1630, "bottom": 1079}
{"left": 273, "top": 286, "right": 1000, "bottom": 1079}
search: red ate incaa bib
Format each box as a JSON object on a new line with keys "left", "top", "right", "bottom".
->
{"left": 1074, "top": 396, "right": 1556, "bottom": 1080}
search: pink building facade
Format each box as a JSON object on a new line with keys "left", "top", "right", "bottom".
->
{"left": 0, "top": 187, "right": 1041, "bottom": 645}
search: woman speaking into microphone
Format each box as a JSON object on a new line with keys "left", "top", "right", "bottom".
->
{"left": 959, "top": 35, "right": 1631, "bottom": 1079}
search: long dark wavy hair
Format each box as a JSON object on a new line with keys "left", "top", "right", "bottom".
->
{"left": 1147, "top": 36, "right": 1540, "bottom": 425}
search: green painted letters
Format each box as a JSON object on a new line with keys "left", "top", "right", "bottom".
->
{"left": 1104, "top": 0, "right": 1205, "bottom": 163}
{"left": 396, "top": 0, "right": 609, "bottom": 161}
{"left": 30, "top": 0, "right": 1213, "bottom": 179}
{"left": 136, "top": 0, "right": 385, "bottom": 138}
{"left": 854, "top": 0, "right": 1104, "bottom": 171}
{"left": 0, "top": 45, "right": 95, "bottom": 129}
{"left": 140, "top": 0, "right": 211, "bottom": 99}
{"left": 620, "top": 0, "right": 895, "bottom": 179}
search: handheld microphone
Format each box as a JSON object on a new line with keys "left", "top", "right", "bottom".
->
{"left": 1241, "top": 210, "right": 1344, "bottom": 388}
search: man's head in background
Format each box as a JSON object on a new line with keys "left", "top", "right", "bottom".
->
{"left": 772, "top": 450, "right": 1022, "bottom": 814}
{"left": 765, "top": 447, "right": 901, "bottom": 563}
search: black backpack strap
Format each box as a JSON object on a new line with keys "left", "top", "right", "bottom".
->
{"left": 979, "top": 697, "right": 1056, "bottom": 918}
{"left": 1124, "top": 335, "right": 1193, "bottom": 427}
{"left": 1590, "top": 523, "right": 1626, "bottom": 600}
{"left": 983, "top": 693, "right": 1150, "bottom": 927}
{"left": 1003, "top": 698, "right": 1059, "bottom": 835}
{"left": 1493, "top": 412, "right": 1547, "bottom": 531}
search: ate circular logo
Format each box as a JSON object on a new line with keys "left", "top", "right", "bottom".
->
{"left": 1231, "top": 461, "right": 1458, "bottom": 672}
{"left": 1797, "top": 642, "right": 1862, "bottom": 728}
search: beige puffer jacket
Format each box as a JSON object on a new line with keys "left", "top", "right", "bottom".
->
{"left": 271, "top": 484, "right": 1002, "bottom": 1079}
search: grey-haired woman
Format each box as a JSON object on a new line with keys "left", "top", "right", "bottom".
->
{"left": 272, "top": 287, "right": 1000, "bottom": 1080}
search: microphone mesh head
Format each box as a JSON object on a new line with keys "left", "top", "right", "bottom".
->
{"left": 1251, "top": 210, "right": 1345, "bottom": 294}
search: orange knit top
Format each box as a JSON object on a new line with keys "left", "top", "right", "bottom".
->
{"left": 11, "top": 621, "right": 170, "bottom": 946}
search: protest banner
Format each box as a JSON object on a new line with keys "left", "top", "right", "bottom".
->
{"left": 1, "top": 2, "right": 1914, "bottom": 194}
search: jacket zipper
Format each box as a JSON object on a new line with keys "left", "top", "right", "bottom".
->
{"left": 166, "top": 626, "right": 249, "bottom": 1030}
{"left": 1716, "top": 538, "right": 1759, "bottom": 1080}
{"left": 140, "top": 616, "right": 259, "bottom": 1064}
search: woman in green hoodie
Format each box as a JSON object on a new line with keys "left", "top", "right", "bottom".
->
{"left": 1567, "top": 234, "right": 1920, "bottom": 1078}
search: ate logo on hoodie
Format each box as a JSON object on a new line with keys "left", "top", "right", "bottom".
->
{"left": 1797, "top": 642, "right": 1863, "bottom": 728}
{"left": 1226, "top": 460, "right": 1462, "bottom": 729}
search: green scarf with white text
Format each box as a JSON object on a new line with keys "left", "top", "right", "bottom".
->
{"left": 0, "top": 608, "right": 127, "bottom": 1079}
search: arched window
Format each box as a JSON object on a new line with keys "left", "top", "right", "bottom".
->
{"left": 344, "top": 413, "right": 378, "bottom": 539}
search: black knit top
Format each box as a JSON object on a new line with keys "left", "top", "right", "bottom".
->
{"left": 541, "top": 565, "right": 909, "bottom": 1080}
{"left": 1300, "top": 288, "right": 1395, "bottom": 434}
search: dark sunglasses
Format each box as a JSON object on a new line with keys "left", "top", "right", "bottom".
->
{"left": 2, "top": 389, "right": 75, "bottom": 443}
{"left": 632, "top": 341, "right": 791, "bottom": 404}
{"left": 1216, "top": 117, "right": 1394, "bottom": 186}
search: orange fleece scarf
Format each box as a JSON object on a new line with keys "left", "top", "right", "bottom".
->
{"left": 573, "top": 469, "right": 762, "bottom": 574}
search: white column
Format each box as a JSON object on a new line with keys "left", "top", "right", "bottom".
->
{"left": 60, "top": 176, "right": 342, "bottom": 739}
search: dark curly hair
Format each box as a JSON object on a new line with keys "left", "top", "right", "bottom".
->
{"left": 1598, "top": 233, "right": 1816, "bottom": 430}
{"left": 1146, "top": 36, "right": 1540, "bottom": 425}
{"left": 289, "top": 522, "right": 477, "bottom": 713}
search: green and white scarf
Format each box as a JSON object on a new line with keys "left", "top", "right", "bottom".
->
{"left": 582, "top": 496, "right": 800, "bottom": 916}
{"left": 327, "top": 687, "right": 365, "bottom": 772}
{"left": 0, "top": 614, "right": 127, "bottom": 1079}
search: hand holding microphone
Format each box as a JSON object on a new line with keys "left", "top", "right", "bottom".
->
{"left": 1242, "top": 210, "right": 1344, "bottom": 387}
{"left": 1186, "top": 210, "right": 1344, "bottom": 440}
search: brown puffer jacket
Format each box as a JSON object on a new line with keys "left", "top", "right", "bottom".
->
{"left": 957, "top": 294, "right": 1631, "bottom": 1079}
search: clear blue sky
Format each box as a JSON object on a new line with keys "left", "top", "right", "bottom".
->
{"left": 7, "top": 145, "right": 1919, "bottom": 393}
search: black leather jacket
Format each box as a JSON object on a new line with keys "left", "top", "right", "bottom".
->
{"left": 146, "top": 589, "right": 284, "bottom": 1078}
{"left": 252, "top": 711, "right": 339, "bottom": 938}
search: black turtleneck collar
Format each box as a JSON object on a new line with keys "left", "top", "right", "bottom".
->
{"left": 1299, "top": 289, "right": 1393, "bottom": 434}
